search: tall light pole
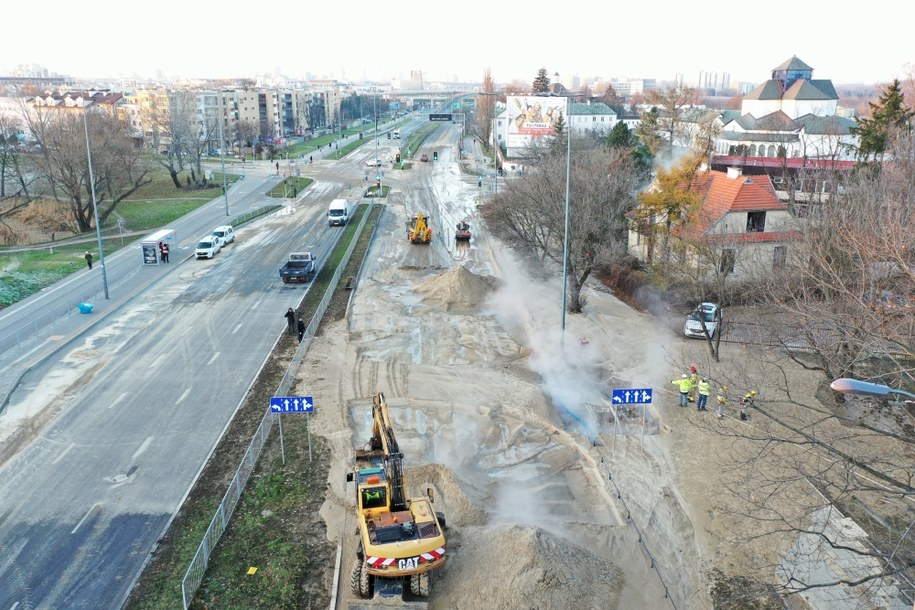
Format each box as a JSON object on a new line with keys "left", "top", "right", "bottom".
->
{"left": 492, "top": 95, "right": 498, "bottom": 194}
{"left": 83, "top": 107, "right": 109, "bottom": 300}
{"left": 560, "top": 97, "right": 572, "bottom": 338}
{"left": 374, "top": 89, "right": 381, "bottom": 196}
{"left": 218, "top": 106, "right": 229, "bottom": 216}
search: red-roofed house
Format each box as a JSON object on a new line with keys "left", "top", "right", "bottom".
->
{"left": 628, "top": 166, "right": 800, "bottom": 280}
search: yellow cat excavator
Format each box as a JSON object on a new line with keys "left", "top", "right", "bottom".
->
{"left": 408, "top": 213, "right": 432, "bottom": 244}
{"left": 346, "top": 392, "right": 447, "bottom": 600}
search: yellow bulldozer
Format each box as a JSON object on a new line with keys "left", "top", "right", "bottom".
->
{"left": 408, "top": 212, "right": 432, "bottom": 244}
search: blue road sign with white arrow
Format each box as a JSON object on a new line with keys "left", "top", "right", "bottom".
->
{"left": 611, "top": 388, "right": 653, "bottom": 405}
{"left": 270, "top": 396, "right": 314, "bottom": 413}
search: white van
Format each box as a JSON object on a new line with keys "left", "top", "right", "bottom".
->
{"left": 328, "top": 198, "right": 353, "bottom": 226}
{"left": 196, "top": 236, "right": 221, "bottom": 259}
{"left": 392, "top": 129, "right": 400, "bottom": 139}
{"left": 211, "top": 225, "right": 235, "bottom": 246}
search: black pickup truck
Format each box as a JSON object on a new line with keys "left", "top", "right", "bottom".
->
{"left": 279, "top": 252, "right": 317, "bottom": 283}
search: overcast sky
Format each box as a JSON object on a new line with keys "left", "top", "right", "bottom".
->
{"left": 4, "top": 1, "right": 911, "bottom": 87}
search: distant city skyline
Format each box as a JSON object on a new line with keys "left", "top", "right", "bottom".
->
{"left": 4, "top": 0, "right": 911, "bottom": 87}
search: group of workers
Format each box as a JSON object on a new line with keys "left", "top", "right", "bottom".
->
{"left": 671, "top": 365, "right": 757, "bottom": 420}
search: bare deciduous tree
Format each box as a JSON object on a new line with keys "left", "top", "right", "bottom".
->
{"left": 692, "top": 133, "right": 915, "bottom": 603}
{"left": 23, "top": 105, "right": 151, "bottom": 233}
{"left": 637, "top": 86, "right": 698, "bottom": 162}
{"left": 482, "top": 136, "right": 638, "bottom": 312}
{"left": 476, "top": 69, "right": 495, "bottom": 149}
{"left": 143, "top": 90, "right": 197, "bottom": 188}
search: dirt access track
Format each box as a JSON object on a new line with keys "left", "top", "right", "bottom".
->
{"left": 296, "top": 190, "right": 683, "bottom": 607}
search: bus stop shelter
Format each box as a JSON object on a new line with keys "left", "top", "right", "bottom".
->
{"left": 140, "top": 229, "right": 176, "bottom": 266}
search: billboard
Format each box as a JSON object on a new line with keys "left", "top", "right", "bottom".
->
{"left": 506, "top": 96, "right": 567, "bottom": 149}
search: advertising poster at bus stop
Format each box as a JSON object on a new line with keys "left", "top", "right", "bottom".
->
{"left": 142, "top": 243, "right": 158, "bottom": 265}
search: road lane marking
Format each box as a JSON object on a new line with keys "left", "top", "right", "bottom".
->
{"left": 176, "top": 387, "right": 191, "bottom": 405}
{"left": 251, "top": 299, "right": 262, "bottom": 310}
{"left": 51, "top": 442, "right": 76, "bottom": 465}
{"left": 108, "top": 391, "right": 129, "bottom": 409}
{"left": 71, "top": 503, "right": 100, "bottom": 534}
{"left": 132, "top": 436, "right": 154, "bottom": 459}
{"left": 207, "top": 352, "right": 220, "bottom": 365}
{"left": 151, "top": 354, "right": 166, "bottom": 368}
{"left": 232, "top": 323, "right": 243, "bottom": 335}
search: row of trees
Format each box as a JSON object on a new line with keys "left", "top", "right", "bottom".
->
{"left": 1, "top": 101, "right": 153, "bottom": 240}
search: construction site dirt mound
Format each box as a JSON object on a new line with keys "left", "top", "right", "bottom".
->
{"left": 406, "top": 463, "right": 488, "bottom": 528}
{"left": 434, "top": 524, "right": 624, "bottom": 609}
{"left": 414, "top": 265, "right": 499, "bottom": 315}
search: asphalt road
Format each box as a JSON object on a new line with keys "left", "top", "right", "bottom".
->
{"left": 0, "top": 146, "right": 373, "bottom": 609}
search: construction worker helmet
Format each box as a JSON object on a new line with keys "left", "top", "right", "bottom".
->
{"left": 702, "top": 378, "right": 708, "bottom": 382}
{"left": 690, "top": 366, "right": 697, "bottom": 373}
{"left": 750, "top": 389, "right": 758, "bottom": 396}
{"left": 681, "top": 374, "right": 688, "bottom": 378}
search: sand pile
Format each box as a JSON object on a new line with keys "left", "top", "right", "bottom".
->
{"left": 439, "top": 524, "right": 624, "bottom": 609}
{"left": 407, "top": 463, "right": 488, "bottom": 528}
{"left": 414, "top": 265, "right": 499, "bottom": 315}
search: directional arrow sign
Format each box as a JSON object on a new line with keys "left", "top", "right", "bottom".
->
{"left": 270, "top": 396, "right": 314, "bottom": 413}
{"left": 611, "top": 388, "right": 653, "bottom": 405}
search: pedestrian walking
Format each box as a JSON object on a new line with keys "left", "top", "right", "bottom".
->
{"left": 84, "top": 251, "right": 93, "bottom": 269}
{"left": 697, "top": 377, "right": 711, "bottom": 411}
{"left": 688, "top": 365, "right": 700, "bottom": 402}
{"left": 161, "top": 243, "right": 169, "bottom": 263}
{"left": 671, "top": 374, "right": 691, "bottom": 407}
{"left": 284, "top": 307, "right": 296, "bottom": 335}
{"left": 716, "top": 385, "right": 729, "bottom": 418}
{"left": 297, "top": 318, "right": 306, "bottom": 342}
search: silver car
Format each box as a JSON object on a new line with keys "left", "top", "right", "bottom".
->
{"left": 684, "top": 302, "right": 721, "bottom": 339}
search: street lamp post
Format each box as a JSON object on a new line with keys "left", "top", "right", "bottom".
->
{"left": 560, "top": 97, "right": 572, "bottom": 339}
{"left": 374, "top": 90, "right": 381, "bottom": 197}
{"left": 218, "top": 112, "right": 229, "bottom": 216}
{"left": 83, "top": 108, "right": 109, "bottom": 300}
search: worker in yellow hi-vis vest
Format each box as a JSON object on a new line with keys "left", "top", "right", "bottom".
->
{"left": 671, "top": 374, "right": 692, "bottom": 407}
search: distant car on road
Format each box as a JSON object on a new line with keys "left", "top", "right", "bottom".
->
{"left": 365, "top": 159, "right": 382, "bottom": 168}
{"left": 420, "top": 154, "right": 429, "bottom": 162}
{"left": 683, "top": 302, "right": 722, "bottom": 339}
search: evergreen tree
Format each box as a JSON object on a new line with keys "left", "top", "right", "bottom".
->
{"left": 607, "top": 122, "right": 633, "bottom": 149}
{"left": 532, "top": 68, "right": 551, "bottom": 94}
{"left": 850, "top": 79, "right": 914, "bottom": 161}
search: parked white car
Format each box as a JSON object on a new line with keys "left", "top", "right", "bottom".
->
{"left": 195, "top": 237, "right": 222, "bottom": 259}
{"left": 683, "top": 302, "right": 722, "bottom": 339}
{"left": 211, "top": 225, "right": 235, "bottom": 245}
